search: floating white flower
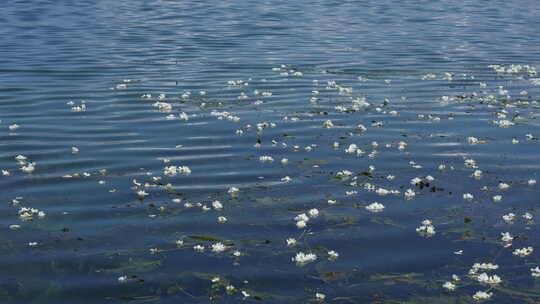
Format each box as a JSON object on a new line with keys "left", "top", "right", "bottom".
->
{"left": 315, "top": 293, "right": 326, "bottom": 301}
{"left": 501, "top": 232, "right": 513, "bottom": 243}
{"left": 463, "top": 193, "right": 474, "bottom": 201}
{"left": 118, "top": 276, "right": 128, "bottom": 283}
{"left": 472, "top": 291, "right": 492, "bottom": 301}
{"left": 365, "top": 202, "right": 385, "bottom": 213}
{"left": 280, "top": 176, "right": 292, "bottom": 183}
{"left": 467, "top": 137, "right": 479, "bottom": 144}
{"left": 228, "top": 187, "right": 239, "bottom": 194}
{"left": 404, "top": 189, "right": 416, "bottom": 200}
{"left": 193, "top": 245, "right": 205, "bottom": 252}
{"left": 21, "top": 162, "right": 35, "bottom": 173}
{"left": 410, "top": 177, "right": 422, "bottom": 185}
{"left": 416, "top": 220, "right": 435, "bottom": 237}
{"left": 502, "top": 213, "right": 516, "bottom": 223}
{"left": 528, "top": 179, "right": 537, "bottom": 186}
{"left": 217, "top": 216, "right": 227, "bottom": 223}
{"left": 211, "top": 242, "right": 226, "bottom": 253}
{"left": 286, "top": 238, "right": 297, "bottom": 247}
{"left": 473, "top": 170, "right": 483, "bottom": 178}
{"left": 281, "top": 158, "right": 289, "bottom": 165}
{"left": 323, "top": 120, "right": 334, "bottom": 128}
{"left": 498, "top": 182, "right": 510, "bottom": 190}
{"left": 443, "top": 281, "right": 456, "bottom": 291}
{"left": 328, "top": 250, "right": 339, "bottom": 260}
{"left": 296, "top": 220, "right": 307, "bottom": 229}
{"left": 531, "top": 267, "right": 540, "bottom": 277}
{"left": 308, "top": 208, "right": 319, "bottom": 218}
{"left": 259, "top": 155, "right": 274, "bottom": 162}
{"left": 523, "top": 212, "right": 533, "bottom": 220}
{"left": 212, "top": 200, "right": 223, "bottom": 210}
{"left": 476, "top": 273, "right": 501, "bottom": 285}
{"left": 9, "top": 124, "right": 20, "bottom": 131}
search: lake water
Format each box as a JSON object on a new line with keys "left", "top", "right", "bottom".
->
{"left": 2, "top": 0, "right": 540, "bottom": 303}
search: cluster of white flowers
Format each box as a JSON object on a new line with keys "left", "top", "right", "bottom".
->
{"left": 513, "top": 247, "right": 533, "bottom": 257}
{"left": 164, "top": 165, "right": 191, "bottom": 176}
{"left": 211, "top": 242, "right": 226, "bottom": 253}
{"left": 292, "top": 252, "right": 317, "bottom": 265}
{"left": 416, "top": 219, "right": 435, "bottom": 237}
{"left": 476, "top": 273, "right": 502, "bottom": 285}
{"left": 18, "top": 207, "right": 46, "bottom": 221}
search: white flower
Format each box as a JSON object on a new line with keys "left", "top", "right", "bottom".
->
{"left": 452, "top": 274, "right": 460, "bottom": 281}
{"left": 296, "top": 220, "right": 307, "bottom": 229}
{"left": 328, "top": 250, "right": 339, "bottom": 260}
{"left": 241, "top": 291, "right": 250, "bottom": 298}
{"left": 498, "top": 182, "right": 510, "bottom": 190}
{"left": 513, "top": 247, "right": 533, "bottom": 257}
{"left": 21, "top": 163, "right": 35, "bottom": 173}
{"left": 137, "top": 190, "right": 149, "bottom": 198}
{"left": 9, "top": 124, "right": 20, "bottom": 131}
{"left": 472, "top": 291, "right": 492, "bottom": 301}
{"left": 531, "top": 267, "right": 540, "bottom": 277}
{"left": 286, "top": 238, "right": 297, "bottom": 247}
{"left": 328, "top": 199, "right": 337, "bottom": 205}
{"left": 212, "top": 200, "right": 223, "bottom": 210}
{"left": 467, "top": 137, "right": 479, "bottom": 144}
{"left": 502, "top": 213, "right": 516, "bottom": 223}
{"left": 259, "top": 155, "right": 274, "bottom": 162}
{"left": 473, "top": 170, "right": 483, "bottom": 178}
{"left": 404, "top": 189, "right": 416, "bottom": 200}
{"left": 463, "top": 193, "right": 474, "bottom": 201}
{"left": 492, "top": 195, "right": 502, "bottom": 202}
{"left": 323, "top": 120, "right": 334, "bottom": 128}
{"left": 416, "top": 220, "right": 436, "bottom": 237}
{"left": 410, "top": 177, "right": 422, "bottom": 185}
{"left": 523, "top": 212, "right": 534, "bottom": 220}
{"left": 501, "top": 232, "right": 513, "bottom": 242}
{"left": 211, "top": 242, "right": 226, "bottom": 253}
{"left": 376, "top": 188, "right": 390, "bottom": 196}
{"left": 228, "top": 187, "right": 239, "bottom": 194}
{"left": 175, "top": 240, "right": 184, "bottom": 246}
{"left": 281, "top": 158, "right": 289, "bottom": 165}
{"left": 442, "top": 281, "right": 456, "bottom": 291}
{"left": 464, "top": 159, "right": 477, "bottom": 168}
{"left": 71, "top": 146, "right": 79, "bottom": 153}
{"left": 217, "top": 216, "right": 227, "bottom": 223}
{"left": 315, "top": 293, "right": 326, "bottom": 300}
{"left": 193, "top": 245, "right": 205, "bottom": 252}
{"left": 295, "top": 213, "right": 309, "bottom": 222}
{"left": 528, "top": 179, "right": 537, "bottom": 186}
{"left": 281, "top": 176, "right": 292, "bottom": 182}
{"left": 2, "top": 170, "right": 10, "bottom": 176}
{"left": 476, "top": 273, "right": 501, "bottom": 285}
{"left": 292, "top": 252, "right": 317, "bottom": 265}
{"left": 28, "top": 242, "right": 38, "bottom": 246}
{"left": 308, "top": 208, "right": 319, "bottom": 217}
{"left": 118, "top": 276, "right": 128, "bottom": 283}
{"left": 365, "top": 202, "right": 385, "bottom": 212}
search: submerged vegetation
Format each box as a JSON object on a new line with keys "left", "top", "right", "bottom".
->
{"left": 2, "top": 62, "right": 540, "bottom": 303}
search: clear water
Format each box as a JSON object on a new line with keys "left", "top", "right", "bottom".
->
{"left": 1, "top": 1, "right": 540, "bottom": 303}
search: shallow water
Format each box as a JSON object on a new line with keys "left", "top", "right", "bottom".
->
{"left": 1, "top": 0, "right": 540, "bottom": 303}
